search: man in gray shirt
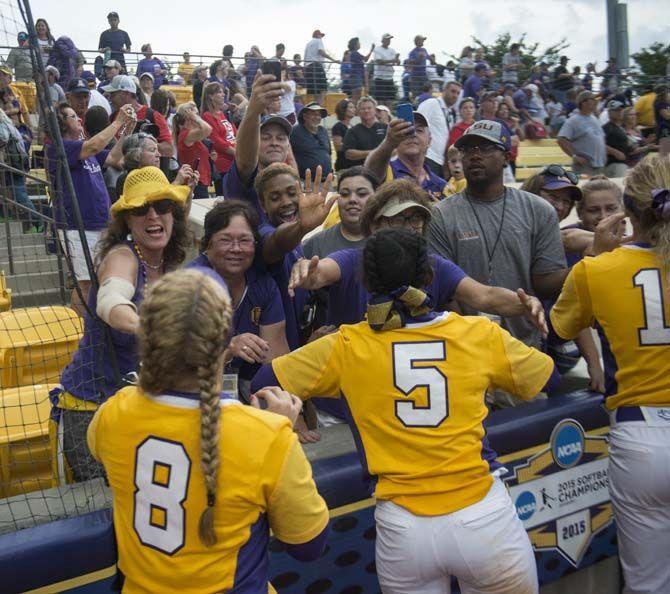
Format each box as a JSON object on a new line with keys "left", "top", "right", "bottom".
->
{"left": 428, "top": 120, "right": 567, "bottom": 405}
{"left": 302, "top": 166, "right": 378, "bottom": 258}
{"left": 557, "top": 90, "right": 606, "bottom": 176}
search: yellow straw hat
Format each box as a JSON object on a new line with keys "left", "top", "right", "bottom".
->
{"left": 111, "top": 166, "right": 190, "bottom": 215}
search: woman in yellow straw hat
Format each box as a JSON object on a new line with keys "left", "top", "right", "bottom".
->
{"left": 51, "top": 166, "right": 192, "bottom": 483}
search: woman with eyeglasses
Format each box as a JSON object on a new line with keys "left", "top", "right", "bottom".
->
{"left": 521, "top": 166, "right": 605, "bottom": 393}
{"left": 51, "top": 166, "right": 191, "bottom": 483}
{"left": 187, "top": 200, "right": 289, "bottom": 401}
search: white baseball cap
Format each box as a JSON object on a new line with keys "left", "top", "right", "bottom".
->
{"left": 102, "top": 74, "right": 137, "bottom": 94}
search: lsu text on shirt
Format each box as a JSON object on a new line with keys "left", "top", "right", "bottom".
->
{"left": 272, "top": 312, "right": 553, "bottom": 516}
{"left": 551, "top": 245, "right": 670, "bottom": 410}
{"left": 87, "top": 386, "right": 328, "bottom": 593}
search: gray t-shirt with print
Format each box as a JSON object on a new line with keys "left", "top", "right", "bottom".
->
{"left": 427, "top": 186, "right": 566, "bottom": 348}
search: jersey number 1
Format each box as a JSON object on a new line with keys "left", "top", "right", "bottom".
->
{"left": 133, "top": 437, "right": 191, "bottom": 555}
{"left": 634, "top": 269, "right": 670, "bottom": 346}
{"left": 393, "top": 341, "right": 449, "bottom": 427}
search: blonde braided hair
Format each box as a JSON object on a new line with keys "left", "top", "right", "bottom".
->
{"left": 138, "top": 269, "right": 232, "bottom": 547}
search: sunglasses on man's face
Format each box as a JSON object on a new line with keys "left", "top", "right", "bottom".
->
{"left": 127, "top": 199, "right": 174, "bottom": 217}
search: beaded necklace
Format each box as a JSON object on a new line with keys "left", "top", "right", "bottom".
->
{"left": 131, "top": 241, "right": 164, "bottom": 288}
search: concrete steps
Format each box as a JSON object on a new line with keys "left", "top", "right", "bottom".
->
{"left": 0, "top": 222, "right": 67, "bottom": 308}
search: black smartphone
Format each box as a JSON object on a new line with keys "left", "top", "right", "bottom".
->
{"left": 396, "top": 103, "right": 415, "bottom": 124}
{"left": 261, "top": 60, "right": 282, "bottom": 81}
{"left": 192, "top": 157, "right": 200, "bottom": 171}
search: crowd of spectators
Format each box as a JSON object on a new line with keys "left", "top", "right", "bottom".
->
{"left": 0, "top": 14, "right": 669, "bottom": 438}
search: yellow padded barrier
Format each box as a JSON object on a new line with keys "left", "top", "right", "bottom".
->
{"left": 0, "top": 307, "right": 82, "bottom": 389}
{"left": 0, "top": 383, "right": 54, "bottom": 497}
{"left": 324, "top": 92, "right": 347, "bottom": 115}
{"left": 0, "top": 272, "right": 11, "bottom": 312}
{"left": 158, "top": 85, "right": 193, "bottom": 106}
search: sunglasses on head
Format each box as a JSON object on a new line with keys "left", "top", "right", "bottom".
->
{"left": 127, "top": 199, "right": 174, "bottom": 217}
{"left": 542, "top": 165, "right": 579, "bottom": 185}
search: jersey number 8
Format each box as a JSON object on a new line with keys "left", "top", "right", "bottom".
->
{"left": 393, "top": 341, "right": 449, "bottom": 427}
{"left": 133, "top": 437, "right": 191, "bottom": 555}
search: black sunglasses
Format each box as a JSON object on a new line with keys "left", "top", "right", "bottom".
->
{"left": 542, "top": 165, "right": 579, "bottom": 185}
{"left": 128, "top": 199, "right": 174, "bottom": 217}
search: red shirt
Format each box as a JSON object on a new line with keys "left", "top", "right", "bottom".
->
{"left": 447, "top": 121, "right": 472, "bottom": 148}
{"left": 178, "top": 128, "right": 212, "bottom": 187}
{"left": 202, "top": 111, "right": 237, "bottom": 174}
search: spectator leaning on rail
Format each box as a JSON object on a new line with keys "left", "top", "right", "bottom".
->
{"left": 557, "top": 90, "right": 606, "bottom": 176}
{"left": 290, "top": 102, "right": 331, "bottom": 181}
{"left": 136, "top": 43, "right": 167, "bottom": 89}
{"left": 364, "top": 112, "right": 447, "bottom": 201}
{"left": 98, "top": 11, "right": 131, "bottom": 69}
{"left": 5, "top": 32, "right": 33, "bottom": 82}
{"left": 304, "top": 29, "right": 339, "bottom": 106}
{"left": 417, "top": 80, "right": 461, "bottom": 178}
{"left": 372, "top": 33, "right": 399, "bottom": 108}
{"left": 428, "top": 120, "right": 567, "bottom": 407}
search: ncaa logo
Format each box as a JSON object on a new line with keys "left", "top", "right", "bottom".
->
{"left": 515, "top": 491, "right": 536, "bottom": 521}
{"left": 550, "top": 419, "right": 585, "bottom": 469}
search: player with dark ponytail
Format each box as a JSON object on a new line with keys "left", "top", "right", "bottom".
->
{"left": 254, "top": 229, "right": 553, "bottom": 594}
{"left": 87, "top": 269, "right": 328, "bottom": 592}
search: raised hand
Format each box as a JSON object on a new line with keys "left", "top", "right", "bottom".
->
{"left": 297, "top": 166, "right": 336, "bottom": 234}
{"left": 591, "top": 212, "right": 632, "bottom": 256}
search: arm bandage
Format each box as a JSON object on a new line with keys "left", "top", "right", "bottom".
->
{"left": 96, "top": 277, "right": 137, "bottom": 324}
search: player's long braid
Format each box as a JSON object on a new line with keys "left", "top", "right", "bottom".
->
{"left": 363, "top": 229, "right": 433, "bottom": 294}
{"left": 137, "top": 269, "right": 232, "bottom": 547}
{"left": 625, "top": 155, "right": 670, "bottom": 272}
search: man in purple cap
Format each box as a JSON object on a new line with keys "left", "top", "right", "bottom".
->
{"left": 428, "top": 120, "right": 567, "bottom": 406}
{"left": 364, "top": 112, "right": 447, "bottom": 200}
{"left": 407, "top": 35, "right": 429, "bottom": 98}
{"left": 289, "top": 102, "right": 331, "bottom": 179}
{"left": 98, "top": 12, "right": 131, "bottom": 69}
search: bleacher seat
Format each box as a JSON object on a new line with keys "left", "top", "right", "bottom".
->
{"left": 0, "top": 383, "right": 54, "bottom": 497}
{"left": 0, "top": 272, "right": 10, "bottom": 312}
{"left": 515, "top": 139, "right": 572, "bottom": 181}
{"left": 0, "top": 307, "right": 82, "bottom": 389}
{"left": 159, "top": 85, "right": 193, "bottom": 106}
{"left": 324, "top": 93, "right": 347, "bottom": 115}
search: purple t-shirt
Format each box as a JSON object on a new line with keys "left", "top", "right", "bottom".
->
{"left": 327, "top": 249, "right": 467, "bottom": 326}
{"left": 463, "top": 74, "right": 483, "bottom": 101}
{"left": 259, "top": 223, "right": 307, "bottom": 350}
{"left": 221, "top": 160, "right": 269, "bottom": 226}
{"left": 408, "top": 47, "right": 428, "bottom": 78}
{"left": 46, "top": 140, "right": 110, "bottom": 230}
{"left": 187, "top": 254, "right": 285, "bottom": 380}
{"left": 349, "top": 51, "right": 365, "bottom": 81}
{"left": 136, "top": 57, "right": 167, "bottom": 88}
{"left": 390, "top": 158, "right": 446, "bottom": 201}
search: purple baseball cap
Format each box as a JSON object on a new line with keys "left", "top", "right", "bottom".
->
{"left": 542, "top": 174, "right": 582, "bottom": 200}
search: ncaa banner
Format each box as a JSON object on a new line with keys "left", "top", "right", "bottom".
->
{"left": 503, "top": 419, "right": 616, "bottom": 576}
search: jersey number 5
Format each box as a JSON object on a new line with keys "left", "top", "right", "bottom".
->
{"left": 634, "top": 269, "right": 670, "bottom": 346}
{"left": 133, "top": 437, "right": 191, "bottom": 555}
{"left": 393, "top": 341, "right": 449, "bottom": 427}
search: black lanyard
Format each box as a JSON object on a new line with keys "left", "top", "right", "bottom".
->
{"left": 464, "top": 189, "right": 507, "bottom": 284}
